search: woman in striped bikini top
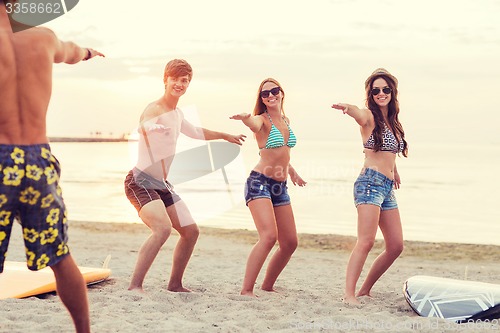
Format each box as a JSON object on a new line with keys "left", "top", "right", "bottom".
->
{"left": 261, "top": 110, "right": 297, "bottom": 150}
{"left": 229, "top": 78, "right": 306, "bottom": 297}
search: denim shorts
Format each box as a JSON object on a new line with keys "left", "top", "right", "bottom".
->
{"left": 244, "top": 171, "right": 290, "bottom": 207}
{"left": 353, "top": 168, "right": 398, "bottom": 211}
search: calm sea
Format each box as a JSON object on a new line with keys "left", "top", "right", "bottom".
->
{"left": 49, "top": 139, "right": 500, "bottom": 246}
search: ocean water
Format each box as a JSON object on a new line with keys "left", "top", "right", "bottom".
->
{"left": 49, "top": 139, "right": 500, "bottom": 246}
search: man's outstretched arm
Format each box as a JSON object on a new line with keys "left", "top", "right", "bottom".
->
{"left": 50, "top": 29, "right": 104, "bottom": 64}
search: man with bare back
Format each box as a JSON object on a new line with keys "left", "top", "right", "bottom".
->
{"left": 0, "top": 1, "right": 104, "bottom": 332}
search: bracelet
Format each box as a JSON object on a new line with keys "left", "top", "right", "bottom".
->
{"left": 83, "top": 48, "right": 91, "bottom": 61}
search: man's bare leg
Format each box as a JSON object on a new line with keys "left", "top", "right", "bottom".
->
{"left": 51, "top": 255, "right": 90, "bottom": 333}
{"left": 167, "top": 200, "right": 199, "bottom": 292}
{"left": 128, "top": 200, "right": 172, "bottom": 291}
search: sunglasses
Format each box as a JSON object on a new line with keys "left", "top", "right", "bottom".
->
{"left": 371, "top": 87, "right": 392, "bottom": 96}
{"left": 260, "top": 87, "right": 281, "bottom": 98}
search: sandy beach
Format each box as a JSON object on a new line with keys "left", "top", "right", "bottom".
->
{"left": 2, "top": 220, "right": 500, "bottom": 333}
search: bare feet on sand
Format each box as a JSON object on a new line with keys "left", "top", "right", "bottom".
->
{"left": 261, "top": 287, "right": 278, "bottom": 293}
{"left": 356, "top": 290, "right": 373, "bottom": 298}
{"left": 240, "top": 290, "right": 257, "bottom": 297}
{"left": 342, "top": 295, "right": 362, "bottom": 306}
{"left": 127, "top": 286, "right": 146, "bottom": 293}
{"left": 167, "top": 285, "right": 192, "bottom": 292}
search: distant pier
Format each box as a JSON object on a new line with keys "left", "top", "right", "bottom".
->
{"left": 48, "top": 137, "right": 132, "bottom": 143}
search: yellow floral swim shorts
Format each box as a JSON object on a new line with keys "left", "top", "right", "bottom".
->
{"left": 0, "top": 144, "right": 69, "bottom": 273}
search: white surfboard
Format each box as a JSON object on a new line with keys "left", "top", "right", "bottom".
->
{"left": 404, "top": 275, "right": 500, "bottom": 323}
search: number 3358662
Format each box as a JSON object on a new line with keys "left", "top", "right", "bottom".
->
{"left": 6, "top": 2, "right": 62, "bottom": 14}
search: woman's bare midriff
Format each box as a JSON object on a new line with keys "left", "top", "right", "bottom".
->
{"left": 253, "top": 147, "right": 291, "bottom": 182}
{"left": 362, "top": 149, "right": 397, "bottom": 179}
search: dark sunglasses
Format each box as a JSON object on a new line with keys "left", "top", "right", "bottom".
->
{"left": 260, "top": 87, "right": 281, "bottom": 98}
{"left": 371, "top": 87, "right": 392, "bottom": 96}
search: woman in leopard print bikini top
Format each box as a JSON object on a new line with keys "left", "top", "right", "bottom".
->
{"left": 363, "top": 123, "right": 404, "bottom": 154}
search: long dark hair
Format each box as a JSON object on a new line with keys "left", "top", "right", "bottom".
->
{"left": 365, "top": 73, "right": 408, "bottom": 157}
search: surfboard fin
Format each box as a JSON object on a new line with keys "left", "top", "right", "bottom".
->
{"left": 102, "top": 255, "right": 111, "bottom": 269}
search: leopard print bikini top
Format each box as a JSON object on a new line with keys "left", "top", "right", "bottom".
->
{"left": 363, "top": 123, "right": 404, "bottom": 154}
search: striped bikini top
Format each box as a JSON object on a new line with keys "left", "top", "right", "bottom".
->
{"left": 260, "top": 110, "right": 297, "bottom": 150}
{"left": 363, "top": 123, "right": 404, "bottom": 154}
